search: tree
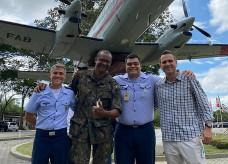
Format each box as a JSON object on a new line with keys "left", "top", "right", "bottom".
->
{"left": 0, "top": 56, "right": 19, "bottom": 120}
{"left": 13, "top": 79, "right": 37, "bottom": 129}
{"left": 213, "top": 110, "right": 228, "bottom": 122}
{"left": 137, "top": 9, "right": 176, "bottom": 42}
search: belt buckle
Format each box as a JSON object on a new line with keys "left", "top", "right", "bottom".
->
{"left": 132, "top": 125, "right": 138, "bottom": 128}
{"left": 49, "top": 131, "right": 55, "bottom": 136}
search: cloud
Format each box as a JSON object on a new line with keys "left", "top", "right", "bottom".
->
{"left": 178, "top": 60, "right": 191, "bottom": 64}
{"left": 169, "top": 0, "right": 185, "bottom": 20}
{"left": 194, "top": 21, "right": 207, "bottom": 29}
{"left": 208, "top": 0, "right": 228, "bottom": 33}
{"left": 198, "top": 62, "right": 228, "bottom": 94}
{"left": 0, "top": 0, "right": 60, "bottom": 25}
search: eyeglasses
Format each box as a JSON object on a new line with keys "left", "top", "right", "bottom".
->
{"left": 126, "top": 62, "right": 140, "bottom": 66}
{"left": 98, "top": 58, "right": 112, "bottom": 65}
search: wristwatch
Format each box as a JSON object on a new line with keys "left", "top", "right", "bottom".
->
{"left": 205, "top": 122, "right": 213, "bottom": 128}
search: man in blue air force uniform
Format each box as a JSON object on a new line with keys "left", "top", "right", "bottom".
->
{"left": 25, "top": 63, "right": 77, "bottom": 164}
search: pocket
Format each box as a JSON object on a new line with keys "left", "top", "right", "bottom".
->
{"left": 93, "top": 119, "right": 109, "bottom": 128}
{"left": 139, "top": 84, "right": 153, "bottom": 96}
{"left": 100, "top": 98, "right": 111, "bottom": 110}
{"left": 69, "top": 118, "right": 88, "bottom": 141}
{"left": 93, "top": 119, "right": 113, "bottom": 141}
{"left": 62, "top": 99, "right": 70, "bottom": 110}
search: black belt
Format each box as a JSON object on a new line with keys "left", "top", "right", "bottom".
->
{"left": 36, "top": 128, "right": 67, "bottom": 137}
{"left": 119, "top": 121, "right": 152, "bottom": 128}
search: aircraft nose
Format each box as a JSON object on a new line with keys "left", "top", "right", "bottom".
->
{"left": 179, "top": 17, "right": 195, "bottom": 31}
{"left": 186, "top": 17, "right": 195, "bottom": 24}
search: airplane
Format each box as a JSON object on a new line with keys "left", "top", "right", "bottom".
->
{"left": 0, "top": 0, "right": 228, "bottom": 80}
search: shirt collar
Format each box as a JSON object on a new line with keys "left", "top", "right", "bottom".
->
{"left": 162, "top": 71, "right": 182, "bottom": 84}
{"left": 88, "top": 69, "right": 109, "bottom": 81}
{"left": 123, "top": 72, "right": 147, "bottom": 81}
{"left": 43, "top": 85, "right": 65, "bottom": 94}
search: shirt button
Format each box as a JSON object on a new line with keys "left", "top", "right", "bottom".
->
{"left": 134, "top": 120, "right": 135, "bottom": 122}
{"left": 134, "top": 110, "right": 136, "bottom": 112}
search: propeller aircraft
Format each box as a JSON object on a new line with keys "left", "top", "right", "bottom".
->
{"left": 0, "top": 0, "right": 228, "bottom": 79}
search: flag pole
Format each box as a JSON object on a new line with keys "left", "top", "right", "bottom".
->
{"left": 218, "top": 95, "right": 223, "bottom": 128}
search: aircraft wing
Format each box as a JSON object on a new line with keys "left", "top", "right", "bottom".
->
{"left": 175, "top": 44, "right": 228, "bottom": 61}
{"left": 131, "top": 43, "right": 159, "bottom": 64}
{"left": 0, "top": 20, "right": 55, "bottom": 54}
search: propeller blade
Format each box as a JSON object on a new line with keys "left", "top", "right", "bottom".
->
{"left": 193, "top": 25, "right": 211, "bottom": 38}
{"left": 182, "top": 0, "right": 188, "bottom": 17}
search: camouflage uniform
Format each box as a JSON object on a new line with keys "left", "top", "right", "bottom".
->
{"left": 69, "top": 69, "right": 122, "bottom": 164}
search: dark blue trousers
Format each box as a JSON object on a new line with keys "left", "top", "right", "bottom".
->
{"left": 114, "top": 122, "right": 156, "bottom": 164}
{"left": 32, "top": 128, "right": 68, "bottom": 164}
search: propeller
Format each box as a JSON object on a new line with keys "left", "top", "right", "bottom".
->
{"left": 182, "top": 0, "right": 211, "bottom": 38}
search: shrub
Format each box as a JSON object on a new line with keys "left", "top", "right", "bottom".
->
{"left": 210, "top": 138, "right": 228, "bottom": 149}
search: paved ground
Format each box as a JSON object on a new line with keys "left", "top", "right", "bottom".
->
{"left": 0, "top": 130, "right": 227, "bottom": 164}
{"left": 0, "top": 130, "right": 35, "bottom": 138}
{"left": 155, "top": 158, "right": 228, "bottom": 164}
{"left": 0, "top": 138, "right": 32, "bottom": 164}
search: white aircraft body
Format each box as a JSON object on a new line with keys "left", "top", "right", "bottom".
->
{"left": 0, "top": 0, "right": 228, "bottom": 77}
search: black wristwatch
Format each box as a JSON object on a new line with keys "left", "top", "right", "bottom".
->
{"left": 205, "top": 122, "right": 212, "bottom": 128}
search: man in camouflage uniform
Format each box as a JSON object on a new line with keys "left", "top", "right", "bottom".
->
{"left": 69, "top": 50, "right": 122, "bottom": 164}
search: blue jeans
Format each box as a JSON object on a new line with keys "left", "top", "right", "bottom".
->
{"left": 114, "top": 122, "right": 156, "bottom": 164}
{"left": 32, "top": 128, "right": 68, "bottom": 164}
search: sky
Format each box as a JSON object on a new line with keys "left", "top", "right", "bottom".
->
{"left": 0, "top": 0, "right": 228, "bottom": 111}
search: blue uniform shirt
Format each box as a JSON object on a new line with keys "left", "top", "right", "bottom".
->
{"left": 25, "top": 85, "right": 77, "bottom": 130}
{"left": 114, "top": 72, "right": 161, "bottom": 125}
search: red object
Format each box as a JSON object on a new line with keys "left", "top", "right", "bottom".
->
{"left": 216, "top": 97, "right": 221, "bottom": 107}
{"left": 220, "top": 45, "right": 228, "bottom": 56}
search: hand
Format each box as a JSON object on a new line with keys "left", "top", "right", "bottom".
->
{"left": 182, "top": 70, "right": 196, "bottom": 78}
{"left": 72, "top": 68, "right": 79, "bottom": 78}
{"left": 34, "top": 83, "right": 47, "bottom": 92}
{"left": 201, "top": 127, "right": 212, "bottom": 144}
{"left": 93, "top": 101, "right": 105, "bottom": 117}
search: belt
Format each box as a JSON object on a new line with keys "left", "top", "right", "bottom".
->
{"left": 119, "top": 121, "right": 152, "bottom": 128}
{"left": 36, "top": 128, "right": 67, "bottom": 137}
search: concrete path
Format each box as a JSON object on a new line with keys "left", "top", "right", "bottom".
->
{"left": 1, "top": 130, "right": 227, "bottom": 164}
{"left": 0, "top": 138, "right": 33, "bottom": 164}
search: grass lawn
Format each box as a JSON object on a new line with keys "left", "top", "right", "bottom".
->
{"left": 17, "top": 134, "right": 228, "bottom": 157}
{"left": 16, "top": 142, "right": 33, "bottom": 157}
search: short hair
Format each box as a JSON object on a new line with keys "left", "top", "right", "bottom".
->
{"left": 159, "top": 50, "right": 177, "bottom": 63}
{"left": 50, "top": 63, "right": 66, "bottom": 74}
{"left": 125, "top": 54, "right": 141, "bottom": 63}
{"left": 96, "top": 50, "right": 112, "bottom": 59}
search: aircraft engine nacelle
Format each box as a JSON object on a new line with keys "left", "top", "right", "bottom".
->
{"left": 50, "top": 0, "right": 82, "bottom": 58}
{"left": 157, "top": 30, "right": 192, "bottom": 51}
{"left": 56, "top": 0, "right": 82, "bottom": 41}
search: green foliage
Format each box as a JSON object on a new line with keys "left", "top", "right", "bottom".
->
{"left": 0, "top": 69, "right": 18, "bottom": 81}
{"left": 13, "top": 79, "right": 37, "bottom": 98}
{"left": 153, "top": 110, "right": 160, "bottom": 127}
{"left": 1, "top": 100, "right": 21, "bottom": 113}
{"left": 137, "top": 9, "right": 176, "bottom": 42}
{"left": 141, "top": 64, "right": 160, "bottom": 75}
{"left": 213, "top": 110, "right": 228, "bottom": 122}
{"left": 210, "top": 138, "right": 228, "bottom": 149}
